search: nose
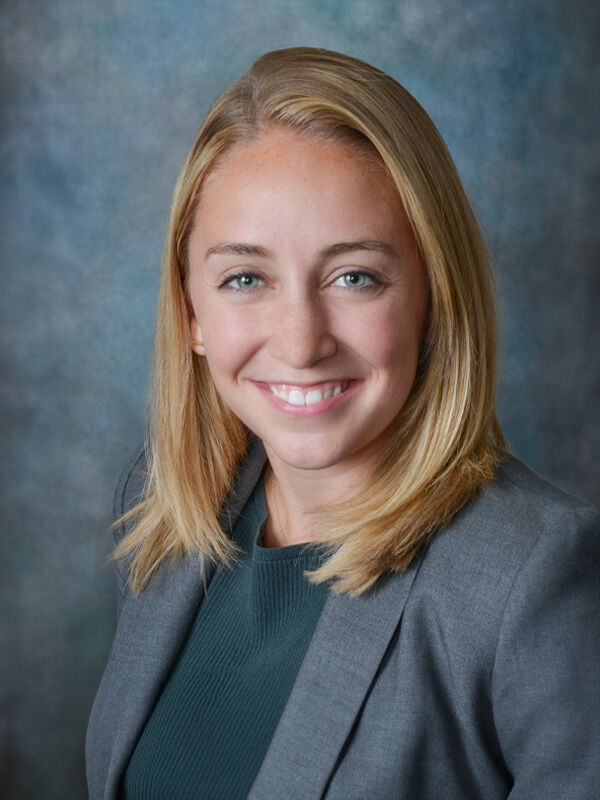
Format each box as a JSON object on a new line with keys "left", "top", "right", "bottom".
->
{"left": 267, "top": 291, "right": 337, "bottom": 368}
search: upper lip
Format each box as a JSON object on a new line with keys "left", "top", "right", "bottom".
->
{"left": 259, "top": 379, "right": 352, "bottom": 387}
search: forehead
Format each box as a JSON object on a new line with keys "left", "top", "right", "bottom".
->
{"left": 192, "top": 129, "right": 404, "bottom": 237}
{"left": 205, "top": 125, "right": 386, "bottom": 183}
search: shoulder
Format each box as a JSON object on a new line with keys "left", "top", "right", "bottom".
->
{"left": 467, "top": 458, "right": 600, "bottom": 787}
{"left": 111, "top": 437, "right": 268, "bottom": 547}
{"left": 427, "top": 453, "right": 598, "bottom": 572}
{"left": 475, "top": 453, "right": 597, "bottom": 527}
{"left": 411, "top": 454, "right": 599, "bottom": 652}
{"left": 112, "top": 443, "right": 149, "bottom": 546}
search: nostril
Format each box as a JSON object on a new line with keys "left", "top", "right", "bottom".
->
{"left": 268, "top": 318, "right": 336, "bottom": 367}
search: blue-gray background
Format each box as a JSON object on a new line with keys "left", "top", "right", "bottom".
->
{"left": 1, "top": 0, "right": 598, "bottom": 796}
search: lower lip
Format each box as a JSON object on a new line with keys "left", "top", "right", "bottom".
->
{"left": 253, "top": 380, "right": 360, "bottom": 416}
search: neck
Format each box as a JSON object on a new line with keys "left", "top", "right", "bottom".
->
{"left": 262, "top": 446, "right": 378, "bottom": 548}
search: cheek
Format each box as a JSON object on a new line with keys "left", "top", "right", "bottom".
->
{"left": 202, "top": 312, "right": 262, "bottom": 378}
{"left": 348, "top": 308, "right": 423, "bottom": 370}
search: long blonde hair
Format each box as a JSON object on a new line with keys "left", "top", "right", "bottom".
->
{"left": 115, "top": 47, "right": 507, "bottom": 595}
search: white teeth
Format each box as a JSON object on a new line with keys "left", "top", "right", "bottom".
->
{"left": 268, "top": 382, "right": 347, "bottom": 405}
{"left": 305, "top": 389, "right": 323, "bottom": 405}
{"left": 288, "top": 389, "right": 305, "bottom": 406}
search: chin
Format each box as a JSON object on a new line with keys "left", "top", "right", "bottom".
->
{"left": 266, "top": 448, "right": 341, "bottom": 472}
{"left": 262, "top": 433, "right": 368, "bottom": 473}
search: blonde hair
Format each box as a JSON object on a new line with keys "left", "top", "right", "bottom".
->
{"left": 115, "top": 47, "right": 507, "bottom": 595}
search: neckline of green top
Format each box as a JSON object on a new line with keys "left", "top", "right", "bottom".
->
{"left": 245, "top": 474, "right": 327, "bottom": 565}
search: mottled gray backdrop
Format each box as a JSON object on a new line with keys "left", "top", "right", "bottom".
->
{"left": 1, "top": 0, "right": 598, "bottom": 797}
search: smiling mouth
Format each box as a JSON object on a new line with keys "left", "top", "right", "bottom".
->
{"left": 266, "top": 381, "right": 349, "bottom": 406}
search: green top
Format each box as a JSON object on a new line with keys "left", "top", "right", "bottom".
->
{"left": 122, "top": 475, "right": 329, "bottom": 800}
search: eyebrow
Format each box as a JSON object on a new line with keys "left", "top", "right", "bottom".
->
{"left": 204, "top": 240, "right": 395, "bottom": 260}
{"left": 321, "top": 240, "right": 395, "bottom": 258}
{"left": 205, "top": 242, "right": 270, "bottom": 258}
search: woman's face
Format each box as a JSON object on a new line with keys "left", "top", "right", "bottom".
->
{"left": 187, "top": 128, "right": 428, "bottom": 477}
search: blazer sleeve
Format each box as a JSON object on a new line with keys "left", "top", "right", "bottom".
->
{"left": 111, "top": 444, "right": 148, "bottom": 618}
{"left": 491, "top": 504, "right": 600, "bottom": 799}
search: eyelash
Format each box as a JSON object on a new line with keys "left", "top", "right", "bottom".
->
{"left": 218, "top": 269, "right": 383, "bottom": 293}
{"left": 332, "top": 270, "right": 382, "bottom": 291}
{"left": 218, "top": 272, "right": 264, "bottom": 293}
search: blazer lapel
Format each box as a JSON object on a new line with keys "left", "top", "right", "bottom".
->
{"left": 102, "top": 556, "right": 212, "bottom": 798}
{"left": 248, "top": 556, "right": 423, "bottom": 799}
{"left": 101, "top": 439, "right": 267, "bottom": 799}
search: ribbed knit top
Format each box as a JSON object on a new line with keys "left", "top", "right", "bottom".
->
{"left": 122, "top": 476, "right": 329, "bottom": 800}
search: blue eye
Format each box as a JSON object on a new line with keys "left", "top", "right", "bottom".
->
{"left": 343, "top": 272, "right": 367, "bottom": 287}
{"left": 334, "top": 271, "right": 379, "bottom": 289}
{"left": 221, "top": 272, "right": 263, "bottom": 291}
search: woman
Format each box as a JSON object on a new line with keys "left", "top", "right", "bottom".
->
{"left": 86, "top": 48, "right": 599, "bottom": 799}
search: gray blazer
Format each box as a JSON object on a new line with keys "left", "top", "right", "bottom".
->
{"left": 86, "top": 440, "right": 600, "bottom": 799}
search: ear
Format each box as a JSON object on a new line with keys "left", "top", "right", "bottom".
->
{"left": 188, "top": 303, "right": 206, "bottom": 356}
